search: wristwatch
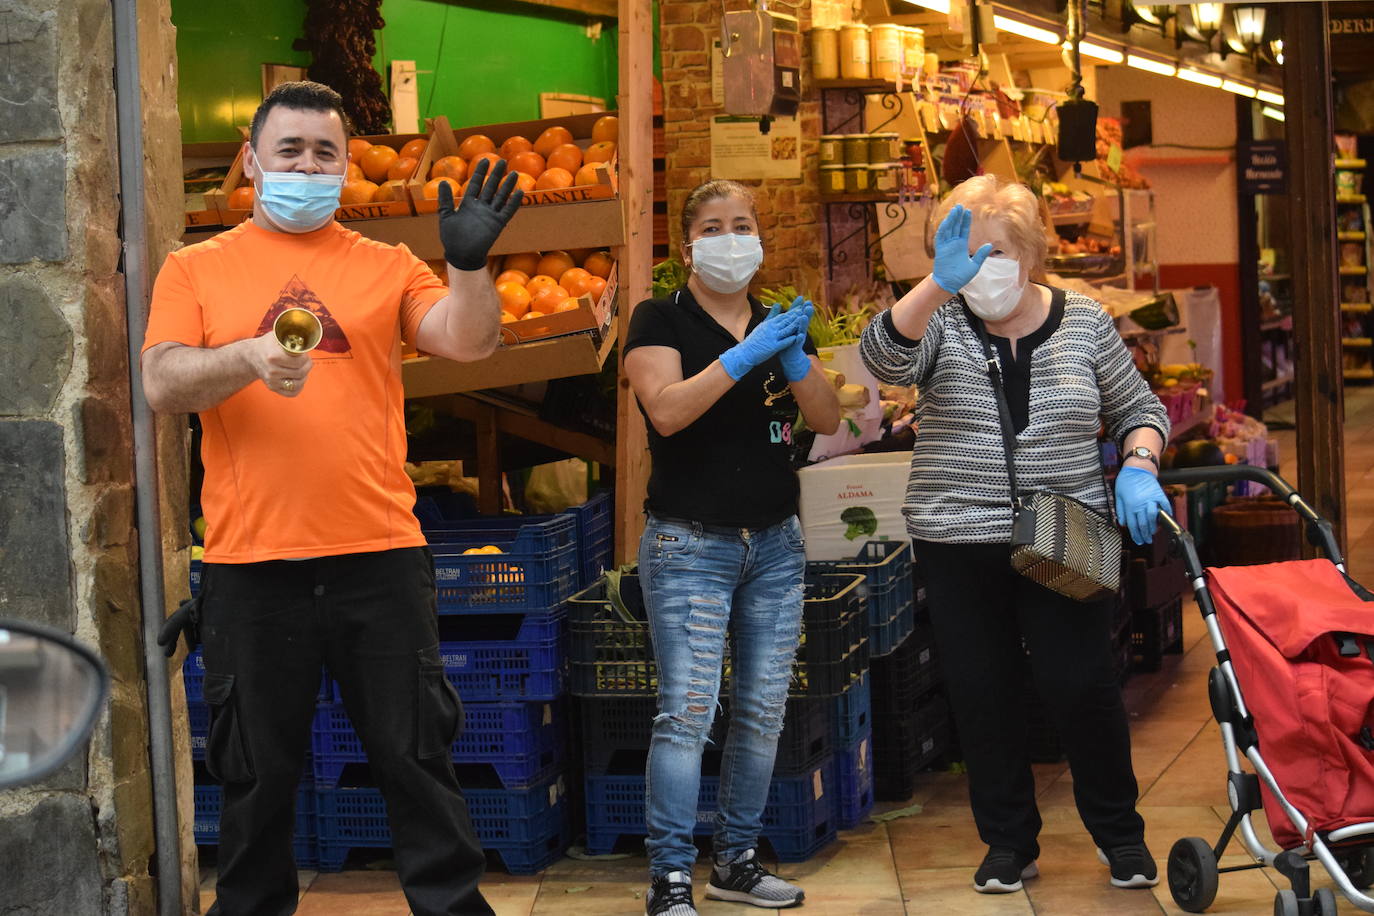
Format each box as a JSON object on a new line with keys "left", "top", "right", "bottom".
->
{"left": 1126, "top": 446, "right": 1160, "bottom": 469}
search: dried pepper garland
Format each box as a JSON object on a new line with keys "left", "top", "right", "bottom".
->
{"left": 295, "top": 0, "right": 391, "bottom": 134}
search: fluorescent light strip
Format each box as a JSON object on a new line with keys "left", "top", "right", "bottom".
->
{"left": 1177, "top": 68, "right": 1224, "bottom": 88}
{"left": 993, "top": 14, "right": 1061, "bottom": 45}
{"left": 1256, "top": 89, "right": 1284, "bottom": 106}
{"left": 1127, "top": 53, "right": 1177, "bottom": 76}
{"left": 901, "top": 0, "right": 951, "bottom": 12}
{"left": 1079, "top": 40, "right": 1125, "bottom": 63}
{"left": 1261, "top": 106, "right": 1285, "bottom": 122}
{"left": 1222, "top": 80, "right": 1257, "bottom": 97}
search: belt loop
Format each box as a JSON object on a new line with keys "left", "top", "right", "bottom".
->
{"left": 693, "top": 520, "right": 703, "bottom": 538}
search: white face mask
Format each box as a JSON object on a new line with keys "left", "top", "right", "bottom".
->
{"left": 962, "top": 256, "right": 1026, "bottom": 321}
{"left": 689, "top": 233, "right": 763, "bottom": 294}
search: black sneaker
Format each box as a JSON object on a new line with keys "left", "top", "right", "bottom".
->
{"left": 1097, "top": 843, "right": 1160, "bottom": 888}
{"left": 705, "top": 848, "right": 804, "bottom": 908}
{"left": 973, "top": 846, "right": 1038, "bottom": 893}
{"left": 646, "top": 871, "right": 698, "bottom": 916}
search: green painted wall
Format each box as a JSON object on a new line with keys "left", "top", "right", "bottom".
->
{"left": 171, "top": 0, "right": 619, "bottom": 144}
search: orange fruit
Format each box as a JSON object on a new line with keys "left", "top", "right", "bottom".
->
{"left": 534, "top": 126, "right": 575, "bottom": 158}
{"left": 514, "top": 173, "right": 537, "bottom": 194}
{"left": 584, "top": 140, "right": 617, "bottom": 164}
{"left": 525, "top": 274, "right": 559, "bottom": 296}
{"left": 523, "top": 309, "right": 547, "bottom": 320}
{"left": 341, "top": 179, "right": 379, "bottom": 205}
{"left": 535, "top": 167, "right": 574, "bottom": 191}
{"left": 507, "top": 150, "right": 546, "bottom": 179}
{"left": 537, "top": 250, "right": 576, "bottom": 279}
{"left": 584, "top": 276, "right": 607, "bottom": 300}
{"left": 583, "top": 251, "right": 615, "bottom": 279}
{"left": 422, "top": 177, "right": 461, "bottom": 200}
{"left": 546, "top": 143, "right": 583, "bottom": 173}
{"left": 347, "top": 138, "right": 373, "bottom": 160}
{"left": 555, "top": 297, "right": 582, "bottom": 313}
{"left": 387, "top": 156, "right": 419, "bottom": 181}
{"left": 228, "top": 185, "right": 254, "bottom": 210}
{"left": 497, "top": 281, "right": 532, "bottom": 318}
{"left": 359, "top": 145, "right": 399, "bottom": 182}
{"left": 504, "top": 252, "right": 541, "bottom": 275}
{"left": 500, "top": 311, "right": 519, "bottom": 324}
{"left": 346, "top": 162, "right": 365, "bottom": 181}
{"left": 592, "top": 115, "right": 619, "bottom": 144}
{"left": 457, "top": 134, "right": 496, "bottom": 161}
{"left": 559, "top": 267, "right": 592, "bottom": 297}
{"left": 430, "top": 155, "right": 468, "bottom": 182}
{"left": 373, "top": 179, "right": 408, "bottom": 202}
{"left": 399, "top": 138, "right": 428, "bottom": 161}
{"left": 573, "top": 163, "right": 602, "bottom": 187}
{"left": 470, "top": 152, "right": 504, "bottom": 176}
{"left": 531, "top": 285, "right": 570, "bottom": 314}
{"left": 495, "top": 269, "right": 530, "bottom": 287}
{"left": 499, "top": 135, "right": 534, "bottom": 159}
{"left": 567, "top": 247, "right": 594, "bottom": 263}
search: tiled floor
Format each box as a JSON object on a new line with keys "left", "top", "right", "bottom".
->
{"left": 200, "top": 387, "right": 1374, "bottom": 915}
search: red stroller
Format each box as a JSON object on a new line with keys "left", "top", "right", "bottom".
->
{"left": 1158, "top": 466, "right": 1374, "bottom": 916}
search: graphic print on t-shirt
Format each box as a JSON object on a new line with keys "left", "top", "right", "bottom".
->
{"left": 253, "top": 275, "right": 352, "bottom": 356}
{"left": 762, "top": 371, "right": 794, "bottom": 445}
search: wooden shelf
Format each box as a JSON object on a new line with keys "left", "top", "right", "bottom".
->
{"left": 1262, "top": 374, "right": 1295, "bottom": 392}
{"left": 815, "top": 78, "right": 906, "bottom": 91}
{"left": 1335, "top": 159, "right": 1367, "bottom": 169}
{"left": 820, "top": 192, "right": 902, "bottom": 204}
{"left": 1338, "top": 232, "right": 1367, "bottom": 242}
{"left": 1345, "top": 368, "right": 1374, "bottom": 380}
{"left": 1342, "top": 303, "right": 1373, "bottom": 314}
{"left": 1342, "top": 337, "right": 1374, "bottom": 348}
{"left": 402, "top": 324, "right": 616, "bottom": 398}
{"left": 1339, "top": 265, "right": 1370, "bottom": 276}
{"left": 1337, "top": 194, "right": 1368, "bottom": 204}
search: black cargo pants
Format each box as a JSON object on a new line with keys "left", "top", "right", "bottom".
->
{"left": 198, "top": 546, "right": 493, "bottom": 916}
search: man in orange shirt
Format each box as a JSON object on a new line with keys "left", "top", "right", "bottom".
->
{"left": 143, "top": 81, "right": 519, "bottom": 916}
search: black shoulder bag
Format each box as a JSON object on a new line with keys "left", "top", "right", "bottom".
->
{"left": 967, "top": 306, "right": 1122, "bottom": 602}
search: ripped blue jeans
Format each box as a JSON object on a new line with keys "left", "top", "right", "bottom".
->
{"left": 639, "top": 512, "right": 807, "bottom": 876}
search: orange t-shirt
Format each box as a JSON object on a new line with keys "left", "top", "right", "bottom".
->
{"left": 143, "top": 220, "right": 447, "bottom": 563}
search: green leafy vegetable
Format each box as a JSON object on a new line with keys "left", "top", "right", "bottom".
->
{"left": 651, "top": 258, "right": 689, "bottom": 299}
{"left": 840, "top": 506, "right": 877, "bottom": 541}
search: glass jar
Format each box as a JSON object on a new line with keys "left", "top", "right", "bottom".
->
{"left": 842, "top": 134, "right": 870, "bottom": 165}
{"left": 844, "top": 164, "right": 871, "bottom": 193}
{"left": 819, "top": 165, "right": 846, "bottom": 195}
{"left": 819, "top": 135, "right": 844, "bottom": 166}
{"left": 870, "top": 23, "right": 903, "bottom": 82}
{"left": 810, "top": 27, "right": 841, "bottom": 81}
{"left": 839, "top": 24, "right": 871, "bottom": 80}
{"left": 867, "top": 132, "right": 900, "bottom": 163}
{"left": 869, "top": 163, "right": 898, "bottom": 193}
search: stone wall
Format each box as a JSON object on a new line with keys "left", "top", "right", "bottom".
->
{"left": 0, "top": 0, "right": 193, "bottom": 912}
{"left": 660, "top": 0, "right": 827, "bottom": 300}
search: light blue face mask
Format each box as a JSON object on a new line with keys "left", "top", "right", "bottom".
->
{"left": 255, "top": 169, "right": 344, "bottom": 233}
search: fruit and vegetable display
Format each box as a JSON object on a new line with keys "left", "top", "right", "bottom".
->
{"left": 493, "top": 248, "right": 616, "bottom": 324}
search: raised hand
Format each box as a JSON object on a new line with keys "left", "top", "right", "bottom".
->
{"left": 778, "top": 296, "right": 815, "bottom": 382}
{"left": 437, "top": 157, "right": 524, "bottom": 270}
{"left": 719, "top": 302, "right": 809, "bottom": 381}
{"left": 932, "top": 203, "right": 993, "bottom": 295}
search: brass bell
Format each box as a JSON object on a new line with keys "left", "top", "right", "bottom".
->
{"left": 273, "top": 307, "right": 323, "bottom": 354}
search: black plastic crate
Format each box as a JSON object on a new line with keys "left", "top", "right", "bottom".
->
{"left": 871, "top": 619, "right": 940, "bottom": 717}
{"left": 1131, "top": 595, "right": 1185, "bottom": 673}
{"left": 1127, "top": 555, "right": 1188, "bottom": 612}
{"left": 568, "top": 571, "right": 868, "bottom": 699}
{"left": 872, "top": 692, "right": 952, "bottom": 801}
{"left": 808, "top": 541, "right": 915, "bottom": 657}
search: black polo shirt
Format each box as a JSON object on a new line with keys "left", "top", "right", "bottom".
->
{"left": 623, "top": 287, "right": 817, "bottom": 528}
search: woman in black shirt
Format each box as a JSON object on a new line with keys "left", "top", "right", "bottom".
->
{"left": 623, "top": 180, "right": 839, "bottom": 915}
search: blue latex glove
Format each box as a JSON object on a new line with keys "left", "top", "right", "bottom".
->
{"left": 778, "top": 296, "right": 815, "bottom": 382}
{"left": 719, "top": 303, "right": 808, "bottom": 381}
{"left": 932, "top": 204, "right": 993, "bottom": 295}
{"left": 1115, "top": 466, "right": 1173, "bottom": 545}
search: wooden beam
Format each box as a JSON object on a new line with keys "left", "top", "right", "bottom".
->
{"left": 511, "top": 0, "right": 618, "bottom": 19}
{"left": 1285, "top": 1, "right": 1348, "bottom": 553}
{"left": 614, "top": 0, "right": 653, "bottom": 566}
{"left": 418, "top": 394, "right": 617, "bottom": 468}
{"left": 475, "top": 402, "right": 503, "bottom": 515}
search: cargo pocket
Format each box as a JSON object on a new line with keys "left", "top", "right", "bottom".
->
{"left": 203, "top": 672, "right": 255, "bottom": 784}
{"left": 417, "top": 659, "right": 463, "bottom": 759}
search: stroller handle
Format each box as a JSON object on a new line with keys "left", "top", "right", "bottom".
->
{"left": 1155, "top": 466, "right": 1345, "bottom": 570}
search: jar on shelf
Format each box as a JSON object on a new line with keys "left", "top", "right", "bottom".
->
{"left": 902, "top": 137, "right": 924, "bottom": 162}
{"left": 867, "top": 132, "right": 900, "bottom": 163}
{"left": 839, "top": 23, "right": 871, "bottom": 80}
{"left": 842, "top": 134, "right": 870, "bottom": 165}
{"left": 1337, "top": 170, "right": 1360, "bottom": 197}
{"left": 869, "top": 163, "right": 899, "bottom": 193}
{"left": 819, "top": 135, "right": 844, "bottom": 166}
{"left": 820, "top": 165, "right": 846, "bottom": 195}
{"left": 844, "top": 163, "right": 871, "bottom": 193}
{"left": 870, "top": 23, "right": 904, "bottom": 82}
{"left": 810, "top": 27, "right": 841, "bottom": 81}
{"left": 904, "top": 28, "right": 926, "bottom": 78}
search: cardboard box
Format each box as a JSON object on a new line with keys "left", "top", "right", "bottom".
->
{"left": 797, "top": 451, "right": 913, "bottom": 561}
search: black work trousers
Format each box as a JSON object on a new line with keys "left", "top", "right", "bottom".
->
{"left": 198, "top": 546, "right": 493, "bottom": 916}
{"left": 912, "top": 539, "right": 1145, "bottom": 861}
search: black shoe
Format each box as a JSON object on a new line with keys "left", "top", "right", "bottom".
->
{"left": 646, "top": 871, "right": 698, "bottom": 916}
{"left": 1097, "top": 843, "right": 1160, "bottom": 888}
{"left": 705, "top": 848, "right": 804, "bottom": 908}
{"left": 973, "top": 846, "right": 1038, "bottom": 893}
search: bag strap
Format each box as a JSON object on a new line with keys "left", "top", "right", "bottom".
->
{"left": 964, "top": 301, "right": 1020, "bottom": 504}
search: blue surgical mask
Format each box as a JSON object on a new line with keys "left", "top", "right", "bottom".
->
{"left": 690, "top": 233, "right": 763, "bottom": 294}
{"left": 255, "top": 169, "right": 344, "bottom": 233}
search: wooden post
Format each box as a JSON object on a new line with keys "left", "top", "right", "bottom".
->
{"left": 1285, "top": 1, "right": 1348, "bottom": 551}
{"left": 614, "top": 0, "right": 654, "bottom": 564}
{"left": 476, "top": 401, "right": 503, "bottom": 516}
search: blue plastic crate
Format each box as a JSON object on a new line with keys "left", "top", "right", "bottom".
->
{"left": 312, "top": 699, "right": 565, "bottom": 789}
{"left": 583, "top": 761, "right": 836, "bottom": 862}
{"left": 810, "top": 541, "right": 914, "bottom": 657}
{"left": 833, "top": 729, "right": 874, "bottom": 829}
{"left": 439, "top": 611, "right": 567, "bottom": 702}
{"left": 187, "top": 647, "right": 331, "bottom": 705}
{"left": 427, "top": 515, "right": 579, "bottom": 613}
{"left": 827, "top": 671, "right": 871, "bottom": 750}
{"left": 315, "top": 774, "right": 570, "bottom": 874}
{"left": 563, "top": 490, "right": 613, "bottom": 589}
{"left": 188, "top": 701, "right": 208, "bottom": 761}
{"left": 193, "top": 782, "right": 317, "bottom": 867}
{"left": 189, "top": 559, "right": 202, "bottom": 598}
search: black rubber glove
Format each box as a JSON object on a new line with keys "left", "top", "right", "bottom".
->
{"left": 157, "top": 596, "right": 202, "bottom": 658}
{"left": 437, "top": 157, "right": 524, "bottom": 270}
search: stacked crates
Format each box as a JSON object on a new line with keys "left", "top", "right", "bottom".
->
{"left": 568, "top": 569, "right": 869, "bottom": 861}
{"left": 1125, "top": 537, "right": 1187, "bottom": 672}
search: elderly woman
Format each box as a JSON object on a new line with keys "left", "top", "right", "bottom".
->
{"left": 860, "top": 175, "right": 1172, "bottom": 894}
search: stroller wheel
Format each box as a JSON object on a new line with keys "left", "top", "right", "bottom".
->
{"left": 1168, "top": 837, "right": 1220, "bottom": 913}
{"left": 1337, "top": 847, "right": 1374, "bottom": 890}
{"left": 1313, "top": 887, "right": 1339, "bottom": 915}
{"left": 1274, "top": 889, "right": 1299, "bottom": 916}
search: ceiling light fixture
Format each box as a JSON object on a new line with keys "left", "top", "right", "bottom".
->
{"left": 993, "top": 14, "right": 1062, "bottom": 46}
{"left": 1190, "top": 3, "right": 1225, "bottom": 39}
{"left": 1177, "top": 68, "right": 1224, "bottom": 88}
{"left": 1079, "top": 40, "right": 1125, "bottom": 63}
{"left": 1221, "top": 80, "right": 1257, "bottom": 97}
{"left": 1261, "top": 106, "right": 1285, "bottom": 122}
{"left": 1232, "top": 6, "right": 1268, "bottom": 47}
{"left": 1127, "top": 53, "right": 1178, "bottom": 76}
{"left": 900, "top": 0, "right": 952, "bottom": 13}
{"left": 1256, "top": 88, "right": 1284, "bottom": 106}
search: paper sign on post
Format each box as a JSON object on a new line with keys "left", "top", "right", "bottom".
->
{"left": 709, "top": 116, "right": 802, "bottom": 180}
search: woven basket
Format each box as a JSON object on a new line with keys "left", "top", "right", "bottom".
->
{"left": 1207, "top": 497, "right": 1301, "bottom": 567}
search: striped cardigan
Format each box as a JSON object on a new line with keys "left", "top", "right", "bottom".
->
{"left": 859, "top": 290, "right": 1171, "bottom": 544}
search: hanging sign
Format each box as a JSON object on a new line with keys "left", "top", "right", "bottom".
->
{"left": 1238, "top": 140, "right": 1287, "bottom": 194}
{"left": 709, "top": 115, "right": 802, "bottom": 180}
